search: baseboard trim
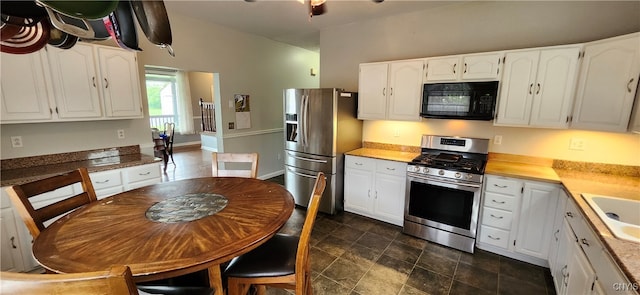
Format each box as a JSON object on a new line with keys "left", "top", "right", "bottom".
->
{"left": 258, "top": 170, "right": 284, "bottom": 180}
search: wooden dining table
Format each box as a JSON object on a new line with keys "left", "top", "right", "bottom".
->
{"left": 32, "top": 177, "right": 295, "bottom": 295}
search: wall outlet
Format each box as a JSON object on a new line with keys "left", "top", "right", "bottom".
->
{"left": 569, "top": 138, "right": 585, "bottom": 150}
{"left": 10, "top": 136, "right": 23, "bottom": 148}
{"left": 117, "top": 129, "right": 125, "bottom": 139}
{"left": 228, "top": 122, "right": 235, "bottom": 129}
{"left": 494, "top": 135, "right": 502, "bottom": 145}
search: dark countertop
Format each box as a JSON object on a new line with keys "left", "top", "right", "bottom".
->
{"left": 1, "top": 146, "right": 161, "bottom": 187}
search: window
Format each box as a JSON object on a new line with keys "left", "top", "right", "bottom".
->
{"left": 146, "top": 69, "right": 178, "bottom": 130}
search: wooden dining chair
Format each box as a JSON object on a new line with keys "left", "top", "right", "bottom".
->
{"left": 0, "top": 265, "right": 139, "bottom": 295}
{"left": 211, "top": 152, "right": 259, "bottom": 178}
{"left": 6, "top": 167, "right": 97, "bottom": 240}
{"left": 164, "top": 122, "right": 176, "bottom": 165}
{"left": 224, "top": 172, "right": 327, "bottom": 295}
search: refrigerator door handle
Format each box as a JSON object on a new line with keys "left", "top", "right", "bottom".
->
{"left": 303, "top": 94, "right": 310, "bottom": 146}
{"left": 287, "top": 152, "right": 328, "bottom": 163}
{"left": 287, "top": 167, "right": 319, "bottom": 179}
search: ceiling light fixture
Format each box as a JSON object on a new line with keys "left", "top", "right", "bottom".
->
{"left": 309, "top": 0, "right": 326, "bottom": 17}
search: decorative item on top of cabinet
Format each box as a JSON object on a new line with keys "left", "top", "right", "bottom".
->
{"left": 494, "top": 45, "right": 581, "bottom": 129}
{"left": 571, "top": 32, "right": 640, "bottom": 133}
{"left": 358, "top": 60, "right": 423, "bottom": 121}
{"left": 343, "top": 155, "right": 406, "bottom": 226}
{"left": 424, "top": 52, "right": 503, "bottom": 82}
{"left": 0, "top": 43, "right": 143, "bottom": 124}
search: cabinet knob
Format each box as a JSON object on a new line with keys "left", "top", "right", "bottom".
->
{"left": 581, "top": 238, "right": 590, "bottom": 247}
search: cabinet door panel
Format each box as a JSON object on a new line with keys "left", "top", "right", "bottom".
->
{"left": 373, "top": 172, "right": 405, "bottom": 226}
{"left": 98, "top": 47, "right": 142, "bottom": 118}
{"left": 425, "top": 56, "right": 460, "bottom": 81}
{"left": 529, "top": 47, "right": 580, "bottom": 128}
{"left": 566, "top": 241, "right": 596, "bottom": 295}
{"left": 0, "top": 208, "right": 26, "bottom": 272}
{"left": 358, "top": 63, "right": 388, "bottom": 120}
{"left": 344, "top": 168, "right": 373, "bottom": 215}
{"left": 0, "top": 51, "right": 52, "bottom": 121}
{"left": 515, "top": 182, "right": 558, "bottom": 259}
{"left": 387, "top": 60, "right": 423, "bottom": 121}
{"left": 572, "top": 33, "right": 640, "bottom": 132}
{"left": 495, "top": 51, "right": 539, "bottom": 125}
{"left": 47, "top": 44, "right": 102, "bottom": 118}
{"left": 462, "top": 53, "right": 502, "bottom": 80}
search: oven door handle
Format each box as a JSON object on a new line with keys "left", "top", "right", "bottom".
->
{"left": 408, "top": 173, "right": 481, "bottom": 189}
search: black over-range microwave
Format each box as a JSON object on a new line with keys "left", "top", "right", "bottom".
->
{"left": 420, "top": 81, "right": 499, "bottom": 120}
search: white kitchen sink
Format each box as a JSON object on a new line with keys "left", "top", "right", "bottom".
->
{"left": 582, "top": 193, "right": 640, "bottom": 243}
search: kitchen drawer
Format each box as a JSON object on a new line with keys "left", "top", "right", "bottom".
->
{"left": 345, "top": 155, "right": 375, "bottom": 171}
{"left": 479, "top": 225, "right": 510, "bottom": 249}
{"left": 123, "top": 163, "right": 161, "bottom": 185}
{"left": 375, "top": 159, "right": 406, "bottom": 177}
{"left": 564, "top": 198, "right": 583, "bottom": 233}
{"left": 485, "top": 175, "right": 521, "bottom": 195}
{"left": 90, "top": 170, "right": 123, "bottom": 191}
{"left": 482, "top": 207, "right": 513, "bottom": 230}
{"left": 483, "top": 192, "right": 517, "bottom": 211}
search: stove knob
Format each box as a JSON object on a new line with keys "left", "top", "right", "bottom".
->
{"left": 466, "top": 174, "right": 474, "bottom": 180}
{"left": 438, "top": 170, "right": 445, "bottom": 176}
{"left": 455, "top": 172, "right": 461, "bottom": 178}
{"left": 422, "top": 167, "right": 429, "bottom": 174}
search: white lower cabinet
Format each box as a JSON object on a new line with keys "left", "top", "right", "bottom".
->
{"left": 344, "top": 155, "right": 406, "bottom": 226}
{"left": 549, "top": 194, "right": 635, "bottom": 295}
{"left": 478, "top": 175, "right": 558, "bottom": 266}
{"left": 0, "top": 162, "right": 161, "bottom": 273}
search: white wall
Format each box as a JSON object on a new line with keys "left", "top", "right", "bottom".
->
{"left": 319, "top": 1, "right": 640, "bottom": 165}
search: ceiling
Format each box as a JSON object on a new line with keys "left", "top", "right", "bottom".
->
{"left": 164, "top": 0, "right": 459, "bottom": 52}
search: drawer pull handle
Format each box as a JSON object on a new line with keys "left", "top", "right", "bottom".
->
{"left": 566, "top": 212, "right": 574, "bottom": 218}
{"left": 96, "top": 180, "right": 110, "bottom": 184}
{"left": 386, "top": 167, "right": 395, "bottom": 171}
{"left": 490, "top": 214, "right": 503, "bottom": 219}
{"left": 491, "top": 199, "right": 505, "bottom": 204}
{"left": 138, "top": 172, "right": 151, "bottom": 176}
{"left": 355, "top": 163, "right": 363, "bottom": 165}
{"left": 10, "top": 237, "right": 16, "bottom": 249}
{"left": 493, "top": 184, "right": 508, "bottom": 188}
{"left": 487, "top": 235, "right": 500, "bottom": 240}
{"left": 581, "top": 238, "right": 590, "bottom": 247}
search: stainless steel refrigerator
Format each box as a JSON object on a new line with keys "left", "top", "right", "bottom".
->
{"left": 284, "top": 88, "right": 362, "bottom": 214}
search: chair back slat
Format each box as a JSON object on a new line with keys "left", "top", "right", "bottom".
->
{"left": 0, "top": 265, "right": 139, "bottom": 295}
{"left": 6, "top": 167, "right": 98, "bottom": 239}
{"left": 212, "top": 152, "right": 259, "bottom": 179}
{"left": 295, "top": 172, "right": 326, "bottom": 293}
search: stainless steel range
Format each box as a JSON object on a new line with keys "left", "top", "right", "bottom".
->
{"left": 403, "top": 135, "right": 490, "bottom": 253}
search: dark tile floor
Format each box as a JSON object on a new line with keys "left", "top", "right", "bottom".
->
{"left": 166, "top": 146, "right": 556, "bottom": 295}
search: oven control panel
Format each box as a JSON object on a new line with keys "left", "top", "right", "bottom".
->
{"left": 407, "top": 165, "right": 482, "bottom": 183}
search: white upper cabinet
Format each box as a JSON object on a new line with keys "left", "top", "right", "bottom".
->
{"left": 629, "top": 90, "right": 640, "bottom": 133}
{"left": 0, "top": 51, "right": 53, "bottom": 121}
{"left": 358, "top": 60, "right": 423, "bottom": 121}
{"left": 0, "top": 43, "right": 143, "bottom": 124}
{"left": 571, "top": 32, "right": 640, "bottom": 132}
{"left": 97, "top": 47, "right": 143, "bottom": 118}
{"left": 424, "top": 52, "right": 503, "bottom": 82}
{"left": 47, "top": 43, "right": 102, "bottom": 119}
{"left": 495, "top": 46, "right": 580, "bottom": 128}
{"left": 358, "top": 63, "right": 389, "bottom": 120}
